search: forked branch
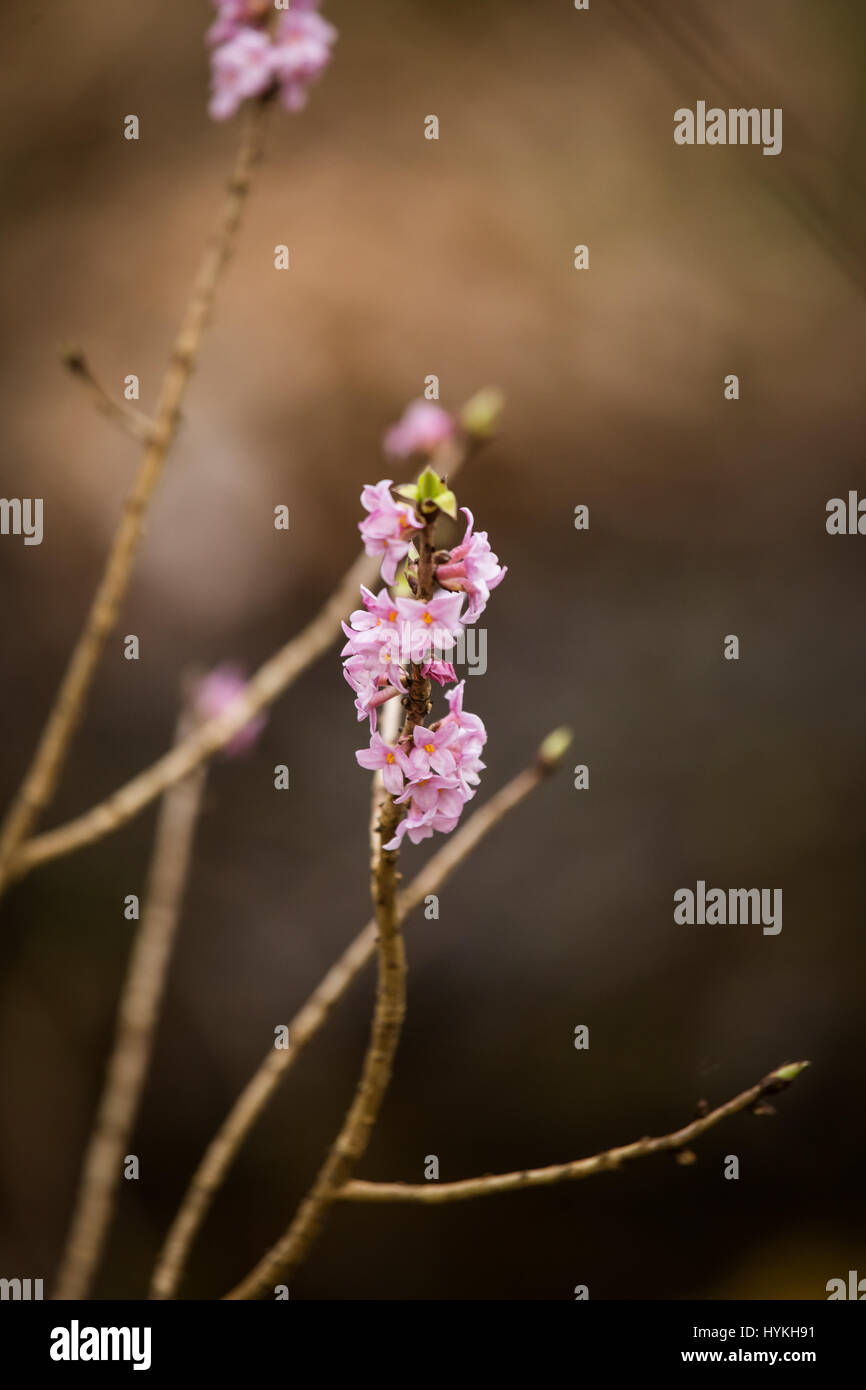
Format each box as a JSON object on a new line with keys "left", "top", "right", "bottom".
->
{"left": 150, "top": 732, "right": 566, "bottom": 1299}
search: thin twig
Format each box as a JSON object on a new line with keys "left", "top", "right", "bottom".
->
{"left": 150, "top": 739, "right": 558, "bottom": 1299}
{"left": 11, "top": 549, "right": 377, "bottom": 883}
{"left": 335, "top": 1061, "right": 810, "bottom": 1204}
{"left": 222, "top": 514, "right": 444, "bottom": 1300}
{"left": 8, "top": 440, "right": 481, "bottom": 887}
{"left": 0, "top": 100, "right": 270, "bottom": 901}
{"left": 60, "top": 346, "right": 158, "bottom": 445}
{"left": 53, "top": 701, "right": 208, "bottom": 1300}
{"left": 224, "top": 796, "right": 406, "bottom": 1300}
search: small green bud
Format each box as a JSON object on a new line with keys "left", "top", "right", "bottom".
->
{"left": 461, "top": 387, "right": 505, "bottom": 439}
{"left": 769, "top": 1061, "right": 810, "bottom": 1085}
{"left": 400, "top": 469, "right": 458, "bottom": 519}
{"left": 760, "top": 1060, "right": 810, "bottom": 1096}
{"left": 537, "top": 726, "right": 573, "bottom": 773}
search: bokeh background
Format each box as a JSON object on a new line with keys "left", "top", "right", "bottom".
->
{"left": 1, "top": 0, "right": 865, "bottom": 1300}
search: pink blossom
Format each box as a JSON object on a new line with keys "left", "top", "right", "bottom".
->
{"left": 383, "top": 804, "right": 436, "bottom": 850}
{"left": 358, "top": 479, "right": 422, "bottom": 585}
{"left": 422, "top": 658, "right": 457, "bottom": 686}
{"left": 450, "top": 732, "right": 485, "bottom": 797}
{"left": 400, "top": 777, "right": 465, "bottom": 821}
{"left": 194, "top": 664, "right": 266, "bottom": 756}
{"left": 207, "top": 2, "right": 336, "bottom": 120}
{"left": 355, "top": 733, "right": 407, "bottom": 796}
{"left": 394, "top": 592, "right": 465, "bottom": 660}
{"left": 208, "top": 28, "right": 274, "bottom": 121}
{"left": 207, "top": 1, "right": 266, "bottom": 46}
{"left": 341, "top": 598, "right": 410, "bottom": 730}
{"left": 444, "top": 680, "right": 487, "bottom": 745}
{"left": 437, "top": 682, "right": 487, "bottom": 794}
{"left": 347, "top": 586, "right": 399, "bottom": 633}
{"left": 402, "top": 722, "right": 459, "bottom": 779}
{"left": 342, "top": 644, "right": 404, "bottom": 730}
{"left": 436, "top": 508, "right": 506, "bottom": 622}
{"left": 272, "top": 7, "right": 338, "bottom": 113}
{"left": 348, "top": 482, "right": 496, "bottom": 851}
{"left": 385, "top": 777, "right": 466, "bottom": 849}
{"left": 340, "top": 622, "right": 405, "bottom": 679}
{"left": 384, "top": 400, "right": 455, "bottom": 458}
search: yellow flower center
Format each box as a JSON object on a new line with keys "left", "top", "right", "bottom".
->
{"left": 424, "top": 743, "right": 435, "bottom": 754}
{"left": 423, "top": 612, "right": 433, "bottom": 625}
{"left": 386, "top": 753, "right": 395, "bottom": 764}
{"left": 388, "top": 610, "right": 397, "bottom": 622}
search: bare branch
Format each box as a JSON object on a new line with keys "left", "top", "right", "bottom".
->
{"left": 149, "top": 734, "right": 562, "bottom": 1299}
{"left": 0, "top": 99, "right": 270, "bottom": 899}
{"left": 53, "top": 699, "right": 208, "bottom": 1299}
{"left": 221, "top": 515, "right": 443, "bottom": 1301}
{"left": 336, "top": 1062, "right": 811, "bottom": 1205}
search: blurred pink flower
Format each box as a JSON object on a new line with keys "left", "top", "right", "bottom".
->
{"left": 208, "top": 28, "right": 274, "bottom": 121}
{"left": 207, "top": 2, "right": 265, "bottom": 47}
{"left": 207, "top": 1, "right": 337, "bottom": 121}
{"left": 272, "top": 7, "right": 338, "bottom": 113}
{"left": 384, "top": 400, "right": 455, "bottom": 458}
{"left": 194, "top": 665, "right": 266, "bottom": 756}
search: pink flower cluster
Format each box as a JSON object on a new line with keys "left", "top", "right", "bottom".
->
{"left": 357, "top": 484, "right": 506, "bottom": 627}
{"left": 342, "top": 586, "right": 465, "bottom": 727}
{"left": 207, "top": 1, "right": 337, "bottom": 121}
{"left": 346, "top": 465, "right": 507, "bottom": 851}
{"left": 357, "top": 682, "right": 487, "bottom": 850}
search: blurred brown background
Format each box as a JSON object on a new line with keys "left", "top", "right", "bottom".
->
{"left": 1, "top": 0, "right": 865, "bottom": 1299}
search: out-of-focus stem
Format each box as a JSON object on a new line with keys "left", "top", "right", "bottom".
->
{"left": 0, "top": 100, "right": 269, "bottom": 902}
{"left": 53, "top": 703, "right": 208, "bottom": 1300}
